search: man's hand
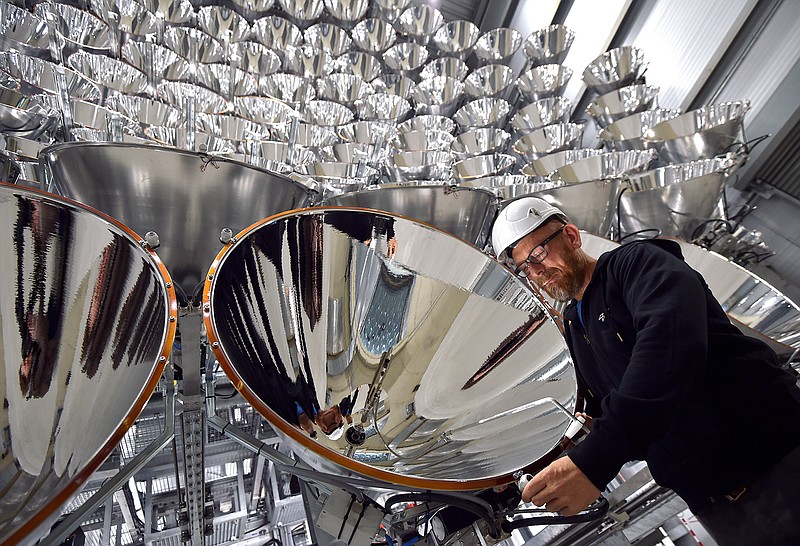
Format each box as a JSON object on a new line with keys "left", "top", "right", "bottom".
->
{"left": 522, "top": 456, "right": 601, "bottom": 516}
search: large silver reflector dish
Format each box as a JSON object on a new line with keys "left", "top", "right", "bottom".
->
{"left": 204, "top": 208, "right": 578, "bottom": 489}
{"left": 0, "top": 184, "right": 176, "bottom": 546}
{"left": 322, "top": 185, "right": 497, "bottom": 249}
{"left": 42, "top": 143, "right": 314, "bottom": 301}
{"left": 675, "top": 240, "right": 800, "bottom": 352}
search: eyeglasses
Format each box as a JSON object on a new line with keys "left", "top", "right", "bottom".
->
{"left": 506, "top": 226, "right": 565, "bottom": 278}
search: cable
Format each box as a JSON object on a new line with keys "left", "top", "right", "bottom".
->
{"left": 690, "top": 218, "right": 732, "bottom": 242}
{"left": 615, "top": 185, "right": 631, "bottom": 242}
{"left": 384, "top": 492, "right": 500, "bottom": 539}
{"left": 500, "top": 496, "right": 610, "bottom": 532}
{"left": 619, "top": 228, "right": 660, "bottom": 243}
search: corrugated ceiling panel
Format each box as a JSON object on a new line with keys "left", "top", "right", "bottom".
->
{"left": 756, "top": 117, "right": 800, "bottom": 199}
{"left": 711, "top": 0, "right": 800, "bottom": 121}
{"left": 624, "top": 0, "right": 757, "bottom": 110}
{"left": 418, "top": 0, "right": 480, "bottom": 23}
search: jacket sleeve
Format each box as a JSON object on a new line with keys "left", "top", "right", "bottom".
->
{"left": 568, "top": 243, "right": 709, "bottom": 490}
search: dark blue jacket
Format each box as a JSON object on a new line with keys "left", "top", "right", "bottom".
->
{"left": 564, "top": 239, "right": 800, "bottom": 512}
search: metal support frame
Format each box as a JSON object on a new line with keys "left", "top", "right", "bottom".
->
{"left": 41, "top": 372, "right": 176, "bottom": 546}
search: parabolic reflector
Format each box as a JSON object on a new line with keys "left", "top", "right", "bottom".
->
{"left": 0, "top": 183, "right": 176, "bottom": 546}
{"left": 42, "top": 142, "right": 315, "bottom": 302}
{"left": 204, "top": 208, "right": 578, "bottom": 490}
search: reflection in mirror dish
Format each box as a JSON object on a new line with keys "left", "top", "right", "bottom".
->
{"left": 205, "top": 208, "right": 578, "bottom": 490}
{"left": 0, "top": 183, "right": 175, "bottom": 546}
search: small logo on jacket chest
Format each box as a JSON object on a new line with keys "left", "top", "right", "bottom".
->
{"left": 598, "top": 312, "right": 606, "bottom": 322}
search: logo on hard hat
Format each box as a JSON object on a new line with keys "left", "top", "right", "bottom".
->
{"left": 529, "top": 207, "right": 540, "bottom": 217}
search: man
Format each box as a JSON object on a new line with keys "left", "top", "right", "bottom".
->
{"left": 491, "top": 197, "right": 800, "bottom": 544}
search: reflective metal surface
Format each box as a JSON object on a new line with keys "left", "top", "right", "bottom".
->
{"left": 523, "top": 148, "right": 605, "bottom": 177}
{"left": 522, "top": 24, "right": 575, "bottom": 67}
{"left": 236, "top": 95, "right": 301, "bottom": 124}
{"left": 317, "top": 73, "right": 374, "bottom": 106}
{"left": 90, "top": 0, "right": 158, "bottom": 37}
{"left": 338, "top": 120, "right": 397, "bottom": 143}
{"left": 196, "top": 113, "right": 268, "bottom": 141}
{"left": 674, "top": 240, "right": 800, "bottom": 349}
{"left": 36, "top": 3, "right": 111, "bottom": 53}
{"left": 144, "top": 126, "right": 236, "bottom": 154}
{"left": 619, "top": 157, "right": 735, "bottom": 239}
{"left": 420, "top": 56, "right": 469, "bottom": 81}
{"left": 230, "top": 42, "right": 281, "bottom": 75}
{"left": 535, "top": 179, "right": 622, "bottom": 236}
{"left": 357, "top": 93, "right": 411, "bottom": 122}
{"left": 68, "top": 51, "right": 148, "bottom": 95}
{"left": 304, "top": 22, "right": 353, "bottom": 57}
{"left": 587, "top": 84, "right": 659, "bottom": 128}
{"left": 318, "top": 142, "right": 388, "bottom": 165}
{"left": 432, "top": 20, "right": 479, "bottom": 59}
{"left": 599, "top": 108, "right": 682, "bottom": 151}
{"left": 373, "top": 0, "right": 411, "bottom": 23}
{"left": 137, "top": 0, "right": 192, "bottom": 24}
{"left": 322, "top": 185, "right": 498, "bottom": 248}
{"left": 335, "top": 51, "right": 383, "bottom": 81}
{"left": 583, "top": 46, "right": 648, "bottom": 96}
{"left": 384, "top": 42, "right": 429, "bottom": 78}
{"left": 277, "top": 0, "right": 325, "bottom": 25}
{"left": 231, "top": 0, "right": 275, "bottom": 21}
{"left": 324, "top": 0, "right": 369, "bottom": 26}
{"left": 205, "top": 208, "right": 576, "bottom": 488}
{"left": 466, "top": 175, "right": 563, "bottom": 201}
{"left": 197, "top": 5, "right": 251, "bottom": 43}
{"left": 121, "top": 41, "right": 191, "bottom": 82}
{"left": 453, "top": 153, "right": 516, "bottom": 181}
{"left": 454, "top": 98, "right": 511, "bottom": 130}
{"left": 398, "top": 114, "right": 454, "bottom": 135}
{"left": 298, "top": 161, "right": 380, "bottom": 193}
{"left": 257, "top": 140, "right": 317, "bottom": 168}
{"left": 261, "top": 73, "right": 316, "bottom": 106}
{"left": 516, "top": 64, "right": 573, "bottom": 103}
{"left": 197, "top": 64, "right": 258, "bottom": 97}
{"left": 69, "top": 99, "right": 139, "bottom": 134}
{"left": 511, "top": 96, "right": 572, "bottom": 132}
{"left": 284, "top": 44, "right": 333, "bottom": 78}
{"left": 252, "top": 15, "right": 303, "bottom": 51}
{"left": 163, "top": 27, "right": 224, "bottom": 64}
{"left": 0, "top": 183, "right": 175, "bottom": 546}
{"left": 464, "top": 64, "right": 515, "bottom": 100}
{"left": 1, "top": 0, "right": 50, "bottom": 55}
{"left": 303, "top": 99, "right": 354, "bottom": 126}
{"left": 273, "top": 121, "right": 338, "bottom": 147}
{"left": 450, "top": 127, "right": 510, "bottom": 159}
{"left": 0, "top": 85, "right": 59, "bottom": 139}
{"left": 511, "top": 122, "right": 585, "bottom": 161}
{"left": 351, "top": 18, "right": 397, "bottom": 53}
{"left": 473, "top": 27, "right": 522, "bottom": 65}
{"left": 0, "top": 51, "right": 101, "bottom": 102}
{"left": 157, "top": 81, "right": 229, "bottom": 115}
{"left": 386, "top": 150, "right": 453, "bottom": 182}
{"left": 43, "top": 143, "right": 313, "bottom": 298}
{"left": 411, "top": 76, "right": 465, "bottom": 117}
{"left": 109, "top": 95, "right": 184, "bottom": 129}
{"left": 390, "top": 128, "right": 454, "bottom": 152}
{"left": 550, "top": 149, "right": 658, "bottom": 184}
{"left": 643, "top": 101, "right": 750, "bottom": 163}
{"left": 395, "top": 4, "right": 444, "bottom": 43}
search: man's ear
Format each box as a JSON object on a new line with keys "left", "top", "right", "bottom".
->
{"left": 563, "top": 223, "right": 582, "bottom": 249}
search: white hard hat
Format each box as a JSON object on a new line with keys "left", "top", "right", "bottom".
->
{"left": 491, "top": 197, "right": 569, "bottom": 260}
